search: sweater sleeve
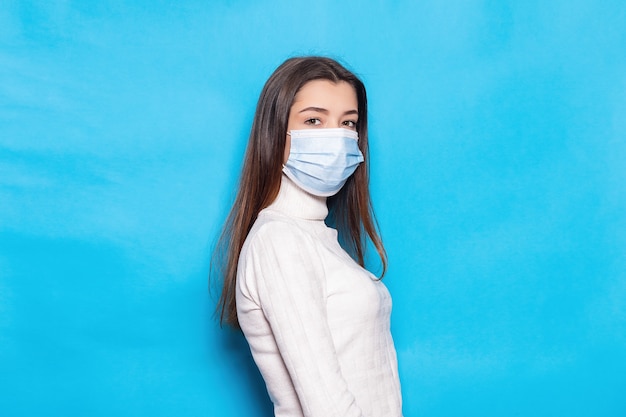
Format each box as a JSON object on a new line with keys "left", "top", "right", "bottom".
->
{"left": 238, "top": 220, "right": 363, "bottom": 417}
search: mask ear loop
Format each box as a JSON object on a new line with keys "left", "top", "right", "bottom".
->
{"left": 283, "top": 131, "right": 292, "bottom": 169}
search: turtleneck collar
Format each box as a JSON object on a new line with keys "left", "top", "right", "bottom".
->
{"left": 264, "top": 174, "right": 328, "bottom": 221}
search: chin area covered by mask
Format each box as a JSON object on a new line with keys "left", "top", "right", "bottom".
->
{"left": 282, "top": 128, "right": 364, "bottom": 197}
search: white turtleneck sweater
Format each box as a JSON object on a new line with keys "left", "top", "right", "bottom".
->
{"left": 236, "top": 175, "right": 403, "bottom": 417}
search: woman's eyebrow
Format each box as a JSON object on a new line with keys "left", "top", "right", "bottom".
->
{"left": 298, "top": 107, "right": 359, "bottom": 116}
{"left": 299, "top": 106, "right": 329, "bottom": 114}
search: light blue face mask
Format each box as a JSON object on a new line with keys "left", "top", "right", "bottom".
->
{"left": 283, "top": 128, "right": 365, "bottom": 197}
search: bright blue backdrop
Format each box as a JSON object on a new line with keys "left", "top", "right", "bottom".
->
{"left": 1, "top": 1, "right": 625, "bottom": 416}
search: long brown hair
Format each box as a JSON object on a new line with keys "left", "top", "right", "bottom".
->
{"left": 212, "top": 56, "right": 387, "bottom": 328}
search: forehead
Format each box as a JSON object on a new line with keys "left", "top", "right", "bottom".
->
{"left": 292, "top": 79, "right": 357, "bottom": 108}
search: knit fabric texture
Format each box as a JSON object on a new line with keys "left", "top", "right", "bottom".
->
{"left": 236, "top": 175, "right": 403, "bottom": 417}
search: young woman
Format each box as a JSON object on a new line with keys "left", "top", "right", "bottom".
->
{"left": 213, "top": 56, "right": 403, "bottom": 416}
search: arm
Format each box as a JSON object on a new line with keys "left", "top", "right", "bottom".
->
{"left": 239, "top": 220, "right": 363, "bottom": 417}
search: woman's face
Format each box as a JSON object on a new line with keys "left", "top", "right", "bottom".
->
{"left": 284, "top": 79, "right": 359, "bottom": 163}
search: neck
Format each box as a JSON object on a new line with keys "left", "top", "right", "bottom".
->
{"left": 266, "top": 175, "right": 328, "bottom": 220}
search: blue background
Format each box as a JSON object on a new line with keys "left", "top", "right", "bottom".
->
{"left": 1, "top": 1, "right": 625, "bottom": 416}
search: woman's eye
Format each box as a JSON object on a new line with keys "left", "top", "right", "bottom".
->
{"left": 343, "top": 120, "right": 357, "bottom": 128}
{"left": 304, "top": 118, "right": 322, "bottom": 125}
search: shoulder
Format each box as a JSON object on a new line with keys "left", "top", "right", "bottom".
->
{"left": 238, "top": 212, "right": 325, "bottom": 274}
{"left": 244, "top": 212, "right": 313, "bottom": 252}
{"left": 237, "top": 214, "right": 327, "bottom": 294}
